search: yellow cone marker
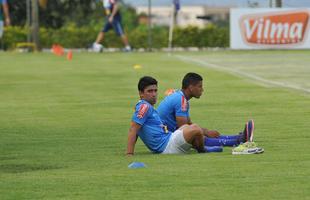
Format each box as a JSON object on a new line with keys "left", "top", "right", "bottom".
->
{"left": 133, "top": 64, "right": 142, "bottom": 69}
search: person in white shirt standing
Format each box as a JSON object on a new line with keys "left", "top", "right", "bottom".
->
{"left": 0, "top": 0, "right": 10, "bottom": 39}
{"left": 93, "top": 0, "right": 131, "bottom": 52}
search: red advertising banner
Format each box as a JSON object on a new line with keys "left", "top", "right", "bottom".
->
{"left": 231, "top": 9, "right": 310, "bottom": 49}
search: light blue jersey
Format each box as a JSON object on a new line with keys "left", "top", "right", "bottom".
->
{"left": 157, "top": 90, "right": 190, "bottom": 132}
{"left": 132, "top": 100, "right": 171, "bottom": 153}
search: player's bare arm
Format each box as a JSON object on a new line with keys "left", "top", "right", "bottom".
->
{"left": 109, "top": 1, "right": 119, "bottom": 22}
{"left": 176, "top": 116, "right": 189, "bottom": 128}
{"left": 126, "top": 121, "right": 141, "bottom": 156}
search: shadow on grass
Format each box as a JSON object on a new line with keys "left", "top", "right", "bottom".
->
{"left": 0, "top": 164, "right": 63, "bottom": 174}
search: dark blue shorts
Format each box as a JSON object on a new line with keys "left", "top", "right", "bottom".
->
{"left": 102, "top": 15, "right": 124, "bottom": 36}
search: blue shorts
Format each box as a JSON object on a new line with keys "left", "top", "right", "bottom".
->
{"left": 102, "top": 15, "right": 124, "bottom": 36}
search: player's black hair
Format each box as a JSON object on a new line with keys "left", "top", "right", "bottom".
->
{"left": 182, "top": 72, "right": 203, "bottom": 89}
{"left": 138, "top": 76, "right": 158, "bottom": 92}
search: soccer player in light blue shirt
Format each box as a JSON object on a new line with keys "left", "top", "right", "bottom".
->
{"left": 157, "top": 73, "right": 253, "bottom": 147}
{"left": 157, "top": 89, "right": 190, "bottom": 132}
{"left": 131, "top": 99, "right": 171, "bottom": 153}
{"left": 127, "top": 76, "right": 209, "bottom": 155}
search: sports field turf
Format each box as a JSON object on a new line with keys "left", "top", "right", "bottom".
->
{"left": 0, "top": 50, "right": 309, "bottom": 199}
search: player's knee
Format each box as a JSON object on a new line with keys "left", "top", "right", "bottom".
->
{"left": 178, "top": 124, "right": 190, "bottom": 130}
{"left": 190, "top": 124, "right": 203, "bottom": 135}
{"left": 182, "top": 124, "right": 204, "bottom": 143}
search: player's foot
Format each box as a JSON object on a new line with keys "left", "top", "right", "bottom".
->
{"left": 122, "top": 45, "right": 132, "bottom": 52}
{"left": 240, "top": 119, "right": 255, "bottom": 143}
{"left": 232, "top": 141, "right": 263, "bottom": 155}
{"left": 92, "top": 43, "right": 103, "bottom": 52}
{"left": 204, "top": 146, "right": 223, "bottom": 153}
{"left": 247, "top": 119, "right": 254, "bottom": 142}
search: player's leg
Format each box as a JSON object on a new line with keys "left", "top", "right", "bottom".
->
{"left": 93, "top": 20, "right": 111, "bottom": 52}
{"left": 204, "top": 129, "right": 241, "bottom": 146}
{"left": 182, "top": 124, "right": 205, "bottom": 153}
{"left": 178, "top": 125, "right": 222, "bottom": 152}
{"left": 205, "top": 119, "right": 255, "bottom": 146}
{"left": 98, "top": 18, "right": 112, "bottom": 43}
{"left": 218, "top": 134, "right": 242, "bottom": 140}
{"left": 161, "top": 125, "right": 192, "bottom": 154}
{"left": 246, "top": 119, "right": 255, "bottom": 142}
{"left": 229, "top": 119, "right": 254, "bottom": 142}
{"left": 218, "top": 119, "right": 254, "bottom": 141}
{"left": 205, "top": 137, "right": 240, "bottom": 147}
{"left": 184, "top": 125, "right": 223, "bottom": 153}
{"left": 112, "top": 16, "right": 131, "bottom": 51}
{"left": 95, "top": 32, "right": 105, "bottom": 44}
{"left": 121, "top": 34, "right": 131, "bottom": 50}
{"left": 93, "top": 32, "right": 104, "bottom": 52}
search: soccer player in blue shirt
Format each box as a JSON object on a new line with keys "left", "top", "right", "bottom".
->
{"left": 0, "top": 0, "right": 10, "bottom": 39}
{"left": 92, "top": 0, "right": 131, "bottom": 52}
{"left": 157, "top": 72, "right": 254, "bottom": 147}
{"left": 127, "top": 76, "right": 214, "bottom": 155}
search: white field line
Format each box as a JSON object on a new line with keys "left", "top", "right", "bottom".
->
{"left": 175, "top": 55, "right": 310, "bottom": 94}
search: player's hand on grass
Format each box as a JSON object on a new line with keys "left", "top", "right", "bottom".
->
{"left": 207, "top": 130, "right": 220, "bottom": 138}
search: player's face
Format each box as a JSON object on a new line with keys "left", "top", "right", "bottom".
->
{"left": 190, "top": 81, "right": 204, "bottom": 98}
{"left": 140, "top": 84, "right": 158, "bottom": 105}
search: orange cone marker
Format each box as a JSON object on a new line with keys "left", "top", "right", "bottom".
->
{"left": 67, "top": 50, "right": 73, "bottom": 60}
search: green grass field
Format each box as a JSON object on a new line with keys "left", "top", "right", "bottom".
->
{"left": 0, "top": 51, "right": 309, "bottom": 200}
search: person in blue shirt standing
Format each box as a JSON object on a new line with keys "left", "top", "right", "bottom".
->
{"left": 92, "top": 0, "right": 131, "bottom": 52}
{"left": 0, "top": 0, "right": 10, "bottom": 39}
{"left": 127, "top": 76, "right": 215, "bottom": 155}
{"left": 157, "top": 72, "right": 254, "bottom": 147}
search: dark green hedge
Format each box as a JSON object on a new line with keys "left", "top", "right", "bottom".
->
{"left": 1, "top": 24, "right": 229, "bottom": 50}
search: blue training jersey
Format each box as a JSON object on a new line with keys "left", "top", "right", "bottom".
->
{"left": 157, "top": 90, "right": 190, "bottom": 132}
{"left": 132, "top": 100, "right": 171, "bottom": 153}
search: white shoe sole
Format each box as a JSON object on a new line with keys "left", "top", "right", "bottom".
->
{"left": 232, "top": 147, "right": 259, "bottom": 155}
{"left": 255, "top": 148, "right": 264, "bottom": 154}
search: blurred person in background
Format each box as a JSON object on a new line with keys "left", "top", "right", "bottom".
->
{"left": 0, "top": 0, "right": 10, "bottom": 39}
{"left": 92, "top": 0, "right": 131, "bottom": 52}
